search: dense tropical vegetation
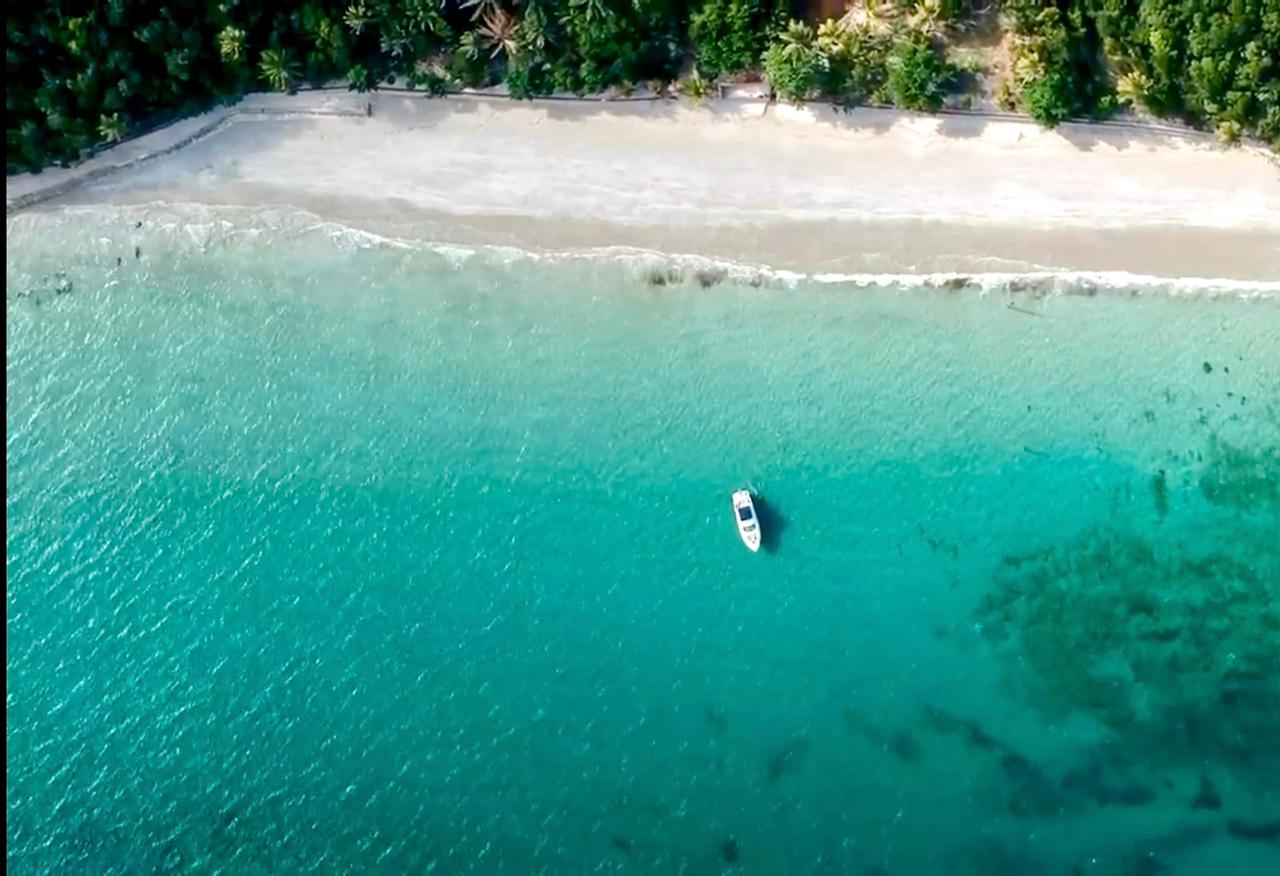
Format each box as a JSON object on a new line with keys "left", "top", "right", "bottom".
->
{"left": 8, "top": 1, "right": 1279, "bottom": 171}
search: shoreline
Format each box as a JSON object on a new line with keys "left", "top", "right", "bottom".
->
{"left": 12, "top": 203, "right": 1280, "bottom": 301}
{"left": 8, "top": 92, "right": 1280, "bottom": 283}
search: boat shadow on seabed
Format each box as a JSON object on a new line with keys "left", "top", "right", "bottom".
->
{"left": 749, "top": 493, "right": 788, "bottom": 554}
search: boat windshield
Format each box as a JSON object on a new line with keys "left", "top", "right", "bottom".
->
{"left": 738, "top": 506, "right": 754, "bottom": 522}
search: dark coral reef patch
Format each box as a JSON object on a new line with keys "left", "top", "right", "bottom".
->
{"left": 976, "top": 438, "right": 1280, "bottom": 777}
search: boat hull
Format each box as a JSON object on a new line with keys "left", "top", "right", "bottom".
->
{"left": 732, "top": 490, "right": 762, "bottom": 552}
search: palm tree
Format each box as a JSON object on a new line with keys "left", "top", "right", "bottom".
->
{"left": 346, "top": 62, "right": 373, "bottom": 91}
{"left": 1115, "top": 70, "right": 1152, "bottom": 108}
{"left": 908, "top": 0, "right": 945, "bottom": 39}
{"left": 845, "top": 1, "right": 897, "bottom": 37}
{"left": 399, "top": 0, "right": 450, "bottom": 36}
{"left": 97, "top": 112, "right": 125, "bottom": 143}
{"left": 165, "top": 48, "right": 193, "bottom": 82}
{"left": 218, "top": 25, "right": 246, "bottom": 63}
{"left": 105, "top": 0, "right": 126, "bottom": 27}
{"left": 568, "top": 0, "right": 608, "bottom": 25}
{"left": 779, "top": 20, "right": 815, "bottom": 59}
{"left": 343, "top": 1, "right": 371, "bottom": 36}
{"left": 18, "top": 119, "right": 44, "bottom": 157}
{"left": 478, "top": 9, "right": 521, "bottom": 59}
{"left": 461, "top": 0, "right": 504, "bottom": 22}
{"left": 1011, "top": 44, "right": 1045, "bottom": 88}
{"left": 310, "top": 16, "right": 344, "bottom": 59}
{"left": 516, "top": 0, "right": 551, "bottom": 53}
{"left": 456, "top": 31, "right": 484, "bottom": 61}
{"left": 380, "top": 22, "right": 413, "bottom": 60}
{"left": 817, "top": 19, "right": 851, "bottom": 59}
{"left": 259, "top": 48, "right": 301, "bottom": 92}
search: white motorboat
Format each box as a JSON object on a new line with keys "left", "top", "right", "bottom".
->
{"left": 732, "top": 489, "right": 761, "bottom": 552}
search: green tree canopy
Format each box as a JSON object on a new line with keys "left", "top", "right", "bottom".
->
{"left": 7, "top": 0, "right": 1278, "bottom": 172}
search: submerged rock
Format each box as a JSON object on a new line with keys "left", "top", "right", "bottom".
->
{"left": 1112, "top": 851, "right": 1170, "bottom": 876}
{"left": 888, "top": 729, "right": 923, "bottom": 764}
{"left": 1226, "top": 818, "right": 1280, "bottom": 843}
{"left": 642, "top": 265, "right": 684, "bottom": 287}
{"left": 1060, "top": 758, "right": 1156, "bottom": 808}
{"left": 1006, "top": 277, "right": 1055, "bottom": 298}
{"left": 843, "top": 709, "right": 923, "bottom": 764}
{"left": 693, "top": 268, "right": 727, "bottom": 289}
{"left": 1191, "top": 773, "right": 1222, "bottom": 811}
{"left": 1002, "top": 752, "right": 1072, "bottom": 817}
{"left": 921, "top": 705, "right": 998, "bottom": 752}
{"left": 765, "top": 736, "right": 809, "bottom": 784}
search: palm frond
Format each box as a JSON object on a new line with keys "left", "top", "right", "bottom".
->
{"left": 478, "top": 9, "right": 521, "bottom": 59}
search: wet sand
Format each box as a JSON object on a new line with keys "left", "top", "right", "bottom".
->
{"left": 9, "top": 92, "right": 1280, "bottom": 282}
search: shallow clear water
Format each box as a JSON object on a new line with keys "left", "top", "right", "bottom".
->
{"left": 7, "top": 208, "right": 1280, "bottom": 874}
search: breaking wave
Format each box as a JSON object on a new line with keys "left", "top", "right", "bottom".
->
{"left": 9, "top": 202, "right": 1280, "bottom": 301}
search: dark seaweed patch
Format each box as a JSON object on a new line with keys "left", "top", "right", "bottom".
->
{"left": 705, "top": 705, "right": 728, "bottom": 735}
{"left": 765, "top": 736, "right": 809, "bottom": 784}
{"left": 921, "top": 706, "right": 1166, "bottom": 820}
{"left": 1002, "top": 752, "right": 1071, "bottom": 817}
{"left": 917, "top": 524, "right": 961, "bottom": 559}
{"left": 643, "top": 266, "right": 684, "bottom": 287}
{"left": 1226, "top": 819, "right": 1280, "bottom": 843}
{"left": 1006, "top": 277, "right": 1054, "bottom": 298}
{"left": 921, "top": 705, "right": 999, "bottom": 752}
{"left": 694, "top": 268, "right": 727, "bottom": 289}
{"left": 1151, "top": 470, "right": 1169, "bottom": 519}
{"left": 888, "top": 729, "right": 923, "bottom": 764}
{"left": 1191, "top": 774, "right": 1221, "bottom": 811}
{"left": 977, "top": 429, "right": 1280, "bottom": 779}
{"left": 976, "top": 516, "right": 1280, "bottom": 772}
{"left": 844, "top": 709, "right": 924, "bottom": 764}
{"left": 1197, "top": 439, "right": 1280, "bottom": 511}
{"left": 1059, "top": 758, "right": 1155, "bottom": 808}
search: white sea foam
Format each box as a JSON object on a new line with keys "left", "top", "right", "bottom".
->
{"left": 9, "top": 202, "right": 1280, "bottom": 300}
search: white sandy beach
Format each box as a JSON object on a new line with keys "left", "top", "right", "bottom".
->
{"left": 8, "top": 91, "right": 1280, "bottom": 281}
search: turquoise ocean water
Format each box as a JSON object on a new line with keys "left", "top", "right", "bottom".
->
{"left": 7, "top": 207, "right": 1280, "bottom": 874}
